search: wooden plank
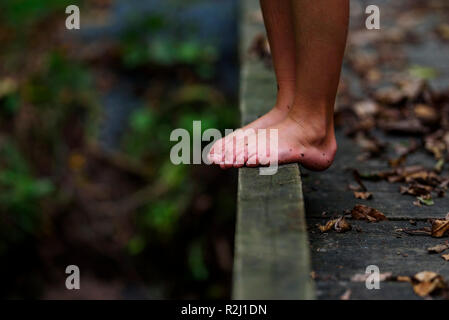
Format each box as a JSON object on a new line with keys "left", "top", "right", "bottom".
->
{"left": 308, "top": 219, "right": 449, "bottom": 300}
{"left": 305, "top": 0, "right": 449, "bottom": 299}
{"left": 232, "top": 0, "right": 315, "bottom": 299}
{"left": 303, "top": 130, "right": 449, "bottom": 220}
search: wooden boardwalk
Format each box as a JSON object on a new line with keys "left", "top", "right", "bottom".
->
{"left": 304, "top": 0, "right": 449, "bottom": 299}
{"left": 234, "top": 0, "right": 449, "bottom": 300}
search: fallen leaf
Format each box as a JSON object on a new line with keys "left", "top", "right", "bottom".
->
{"left": 414, "top": 104, "right": 438, "bottom": 123}
{"left": 435, "top": 159, "right": 445, "bottom": 173}
{"left": 353, "top": 100, "right": 379, "bottom": 118}
{"left": 396, "top": 276, "right": 411, "bottom": 283}
{"left": 442, "top": 254, "right": 449, "bottom": 261}
{"left": 389, "top": 155, "right": 407, "bottom": 168}
{"left": 350, "top": 204, "right": 387, "bottom": 222}
{"left": 318, "top": 216, "right": 352, "bottom": 233}
{"left": 427, "top": 243, "right": 449, "bottom": 254}
{"left": 431, "top": 219, "right": 449, "bottom": 238}
{"left": 318, "top": 219, "right": 336, "bottom": 233}
{"left": 334, "top": 216, "right": 352, "bottom": 233}
{"left": 354, "top": 191, "right": 373, "bottom": 200}
{"left": 411, "top": 271, "right": 447, "bottom": 297}
{"left": 399, "top": 183, "right": 432, "bottom": 197}
{"left": 425, "top": 133, "right": 447, "bottom": 160}
{"left": 417, "top": 195, "right": 434, "bottom": 206}
{"left": 375, "top": 86, "right": 405, "bottom": 104}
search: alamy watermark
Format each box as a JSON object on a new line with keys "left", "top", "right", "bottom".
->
{"left": 365, "top": 5, "right": 380, "bottom": 30}
{"left": 65, "top": 265, "right": 80, "bottom": 290}
{"left": 65, "top": 5, "right": 80, "bottom": 30}
{"left": 170, "top": 121, "right": 279, "bottom": 175}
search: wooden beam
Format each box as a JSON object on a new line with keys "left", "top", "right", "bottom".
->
{"left": 232, "top": 0, "right": 315, "bottom": 300}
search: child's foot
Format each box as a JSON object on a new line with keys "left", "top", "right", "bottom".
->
{"left": 209, "top": 114, "right": 337, "bottom": 171}
{"left": 208, "top": 105, "right": 289, "bottom": 168}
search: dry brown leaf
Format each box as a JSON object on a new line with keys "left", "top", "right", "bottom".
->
{"left": 353, "top": 100, "right": 379, "bottom": 118}
{"left": 334, "top": 216, "right": 352, "bottom": 233}
{"left": 414, "top": 104, "right": 438, "bottom": 123}
{"left": 425, "top": 134, "right": 447, "bottom": 160}
{"left": 389, "top": 155, "right": 407, "bottom": 168}
{"left": 318, "top": 216, "right": 352, "bottom": 233}
{"left": 354, "top": 191, "right": 372, "bottom": 200}
{"left": 400, "top": 183, "right": 432, "bottom": 197}
{"left": 442, "top": 254, "right": 449, "bottom": 261}
{"left": 350, "top": 204, "right": 387, "bottom": 222}
{"left": 431, "top": 219, "right": 449, "bottom": 238}
{"left": 411, "top": 271, "right": 447, "bottom": 297}
{"left": 318, "top": 219, "right": 336, "bottom": 233}
{"left": 427, "top": 243, "right": 449, "bottom": 254}
{"left": 375, "top": 86, "right": 405, "bottom": 104}
{"left": 396, "top": 276, "right": 411, "bottom": 283}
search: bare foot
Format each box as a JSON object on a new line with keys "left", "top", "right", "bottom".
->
{"left": 209, "top": 115, "right": 337, "bottom": 171}
{"left": 208, "top": 105, "right": 290, "bottom": 168}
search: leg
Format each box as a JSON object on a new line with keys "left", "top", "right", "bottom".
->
{"left": 261, "top": 0, "right": 349, "bottom": 170}
{"left": 218, "top": 0, "right": 349, "bottom": 170}
{"left": 208, "top": 0, "right": 296, "bottom": 167}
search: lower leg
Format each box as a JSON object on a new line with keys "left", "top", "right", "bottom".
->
{"left": 210, "top": 0, "right": 349, "bottom": 170}
{"left": 208, "top": 0, "right": 296, "bottom": 167}
{"left": 288, "top": 0, "right": 349, "bottom": 148}
{"left": 260, "top": 0, "right": 297, "bottom": 113}
{"left": 244, "top": 0, "right": 349, "bottom": 170}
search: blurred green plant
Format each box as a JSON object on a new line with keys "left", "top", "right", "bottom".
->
{"left": 23, "top": 52, "right": 100, "bottom": 148}
{"left": 0, "top": 0, "right": 237, "bottom": 299}
{"left": 0, "top": 0, "right": 75, "bottom": 28}
{"left": 119, "top": 14, "right": 217, "bottom": 78}
{"left": 0, "top": 139, "right": 54, "bottom": 251}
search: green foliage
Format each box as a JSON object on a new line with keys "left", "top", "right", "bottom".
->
{"left": 119, "top": 13, "right": 218, "bottom": 76}
{"left": 24, "top": 52, "right": 100, "bottom": 142}
{"left": 188, "top": 241, "right": 209, "bottom": 281}
{"left": 127, "top": 235, "right": 146, "bottom": 256}
{"left": 0, "top": 139, "right": 54, "bottom": 236}
{"left": 0, "top": 0, "right": 76, "bottom": 28}
{"left": 0, "top": 0, "right": 237, "bottom": 298}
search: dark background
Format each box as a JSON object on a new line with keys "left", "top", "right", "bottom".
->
{"left": 0, "top": 0, "right": 239, "bottom": 299}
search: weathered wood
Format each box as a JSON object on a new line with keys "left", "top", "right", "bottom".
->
{"left": 305, "top": 0, "right": 449, "bottom": 299}
{"left": 309, "top": 219, "right": 449, "bottom": 300}
{"left": 303, "top": 130, "right": 449, "bottom": 220}
{"left": 232, "top": 0, "right": 315, "bottom": 299}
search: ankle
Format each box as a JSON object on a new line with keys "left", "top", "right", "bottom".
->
{"left": 274, "top": 80, "right": 295, "bottom": 111}
{"left": 286, "top": 112, "right": 335, "bottom": 147}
